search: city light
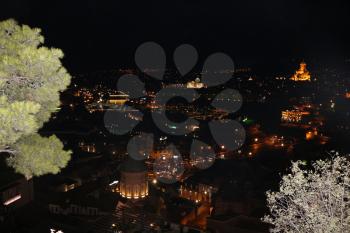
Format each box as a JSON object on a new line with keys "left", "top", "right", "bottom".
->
{"left": 3, "top": 194, "right": 21, "bottom": 206}
{"left": 50, "top": 229, "right": 64, "bottom": 233}
{"left": 290, "top": 62, "right": 311, "bottom": 81}
{"left": 1, "top": 4, "right": 349, "bottom": 233}
{"left": 109, "top": 180, "right": 119, "bottom": 186}
{"left": 281, "top": 110, "right": 310, "bottom": 123}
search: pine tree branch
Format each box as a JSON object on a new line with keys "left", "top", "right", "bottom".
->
{"left": 0, "top": 148, "right": 17, "bottom": 154}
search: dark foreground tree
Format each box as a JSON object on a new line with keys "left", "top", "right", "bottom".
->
{"left": 263, "top": 155, "right": 350, "bottom": 233}
{"left": 0, "top": 19, "right": 71, "bottom": 178}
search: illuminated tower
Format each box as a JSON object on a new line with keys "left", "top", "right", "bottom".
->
{"left": 118, "top": 158, "right": 148, "bottom": 199}
{"left": 290, "top": 62, "right": 311, "bottom": 81}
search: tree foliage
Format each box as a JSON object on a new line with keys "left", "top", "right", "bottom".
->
{"left": 0, "top": 96, "right": 40, "bottom": 146}
{"left": 7, "top": 135, "right": 71, "bottom": 179}
{"left": 263, "top": 156, "right": 350, "bottom": 233}
{"left": 0, "top": 19, "right": 71, "bottom": 178}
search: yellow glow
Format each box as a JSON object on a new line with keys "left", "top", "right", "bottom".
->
{"left": 281, "top": 110, "right": 309, "bottom": 123}
{"left": 290, "top": 62, "right": 311, "bottom": 81}
{"left": 187, "top": 80, "right": 204, "bottom": 89}
{"left": 306, "top": 130, "right": 318, "bottom": 140}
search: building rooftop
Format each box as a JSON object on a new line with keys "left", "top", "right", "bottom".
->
{"left": 0, "top": 157, "right": 24, "bottom": 188}
{"left": 119, "top": 157, "right": 147, "bottom": 173}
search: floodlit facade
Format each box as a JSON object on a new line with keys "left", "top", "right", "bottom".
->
{"left": 107, "top": 92, "right": 129, "bottom": 105}
{"left": 290, "top": 62, "right": 311, "bottom": 81}
{"left": 118, "top": 159, "right": 148, "bottom": 200}
{"left": 281, "top": 110, "right": 310, "bottom": 123}
{"left": 179, "top": 183, "right": 216, "bottom": 203}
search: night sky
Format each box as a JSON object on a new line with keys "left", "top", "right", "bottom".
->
{"left": 1, "top": 0, "right": 350, "bottom": 74}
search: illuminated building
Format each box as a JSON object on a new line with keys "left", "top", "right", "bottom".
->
{"left": 107, "top": 92, "right": 129, "bottom": 105}
{"left": 118, "top": 158, "right": 148, "bottom": 199}
{"left": 281, "top": 110, "right": 310, "bottom": 123}
{"left": 186, "top": 78, "right": 205, "bottom": 89}
{"left": 290, "top": 62, "right": 311, "bottom": 81}
{"left": 306, "top": 129, "right": 318, "bottom": 140}
{"left": 61, "top": 179, "right": 80, "bottom": 192}
{"left": 49, "top": 177, "right": 81, "bottom": 193}
{"left": 151, "top": 149, "right": 173, "bottom": 160}
{"left": 79, "top": 142, "right": 96, "bottom": 153}
{"left": 179, "top": 183, "right": 216, "bottom": 203}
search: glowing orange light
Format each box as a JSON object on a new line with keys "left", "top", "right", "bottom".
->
{"left": 290, "top": 62, "right": 311, "bottom": 82}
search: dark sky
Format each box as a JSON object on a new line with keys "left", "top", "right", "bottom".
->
{"left": 1, "top": 0, "right": 350, "bottom": 74}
